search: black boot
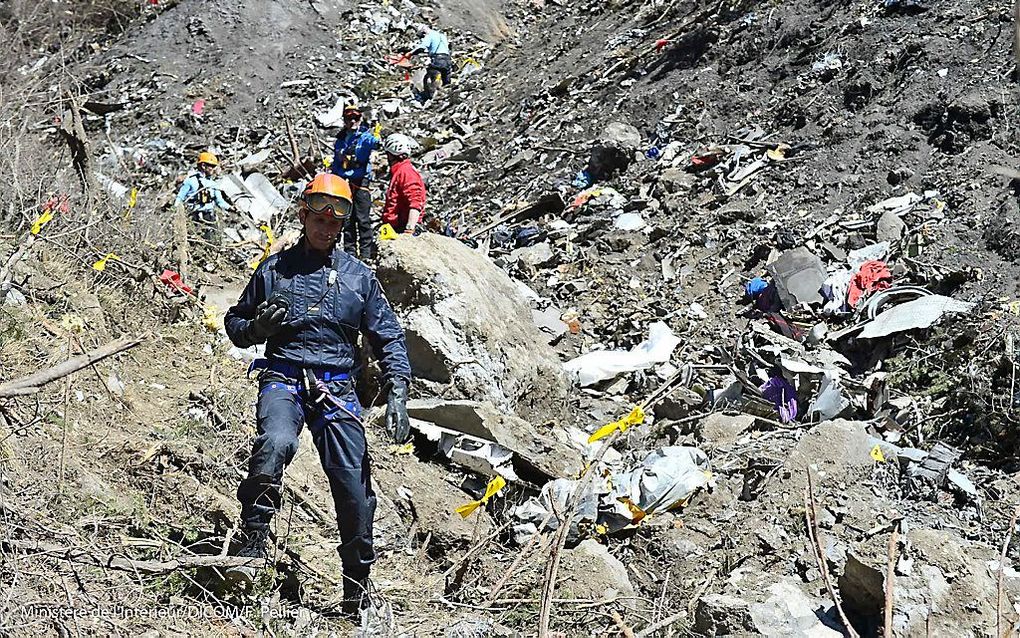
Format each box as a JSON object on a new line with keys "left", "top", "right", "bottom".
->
{"left": 237, "top": 527, "right": 270, "bottom": 560}
{"left": 341, "top": 575, "right": 370, "bottom": 619}
{"left": 224, "top": 527, "right": 270, "bottom": 585}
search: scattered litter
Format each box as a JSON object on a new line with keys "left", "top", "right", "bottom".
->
{"left": 614, "top": 212, "right": 646, "bottom": 231}
{"left": 513, "top": 445, "right": 711, "bottom": 541}
{"left": 158, "top": 269, "right": 192, "bottom": 295}
{"left": 767, "top": 247, "right": 826, "bottom": 308}
{"left": 859, "top": 295, "right": 976, "bottom": 339}
{"left": 564, "top": 322, "right": 681, "bottom": 386}
{"left": 760, "top": 376, "right": 798, "bottom": 423}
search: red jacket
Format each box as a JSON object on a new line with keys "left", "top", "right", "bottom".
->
{"left": 381, "top": 158, "right": 426, "bottom": 231}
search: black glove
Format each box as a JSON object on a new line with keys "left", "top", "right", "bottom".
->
{"left": 246, "top": 298, "right": 289, "bottom": 343}
{"left": 385, "top": 379, "right": 411, "bottom": 444}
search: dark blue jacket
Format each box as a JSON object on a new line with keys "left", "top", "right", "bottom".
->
{"left": 225, "top": 239, "right": 411, "bottom": 383}
{"left": 331, "top": 126, "right": 379, "bottom": 183}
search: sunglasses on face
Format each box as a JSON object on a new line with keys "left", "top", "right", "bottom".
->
{"left": 344, "top": 113, "right": 362, "bottom": 120}
{"left": 304, "top": 193, "right": 352, "bottom": 219}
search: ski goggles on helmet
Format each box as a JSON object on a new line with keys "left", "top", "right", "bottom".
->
{"left": 303, "top": 192, "right": 352, "bottom": 219}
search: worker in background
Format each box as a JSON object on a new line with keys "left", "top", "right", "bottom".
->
{"left": 380, "top": 134, "right": 426, "bottom": 235}
{"left": 174, "top": 151, "right": 230, "bottom": 239}
{"left": 223, "top": 173, "right": 412, "bottom": 618}
{"left": 407, "top": 23, "right": 451, "bottom": 102}
{"left": 330, "top": 104, "right": 381, "bottom": 261}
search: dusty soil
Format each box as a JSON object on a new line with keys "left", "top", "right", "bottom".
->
{"left": 3, "top": 0, "right": 1020, "bottom": 636}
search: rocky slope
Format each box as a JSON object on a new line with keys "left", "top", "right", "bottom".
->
{"left": 2, "top": 0, "right": 1020, "bottom": 636}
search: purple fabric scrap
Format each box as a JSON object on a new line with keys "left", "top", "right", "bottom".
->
{"left": 760, "top": 376, "right": 798, "bottom": 423}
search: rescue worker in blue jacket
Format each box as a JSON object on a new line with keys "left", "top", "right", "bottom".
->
{"left": 174, "top": 151, "right": 231, "bottom": 233}
{"left": 330, "top": 105, "right": 380, "bottom": 261}
{"left": 223, "top": 173, "right": 411, "bottom": 616}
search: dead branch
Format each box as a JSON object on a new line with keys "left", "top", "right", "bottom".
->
{"left": 437, "top": 518, "right": 514, "bottom": 585}
{"left": 885, "top": 520, "right": 899, "bottom": 638}
{"left": 4, "top": 539, "right": 262, "bottom": 575}
{"left": 998, "top": 504, "right": 1020, "bottom": 638}
{"left": 537, "top": 433, "right": 614, "bottom": 636}
{"left": 56, "top": 94, "right": 97, "bottom": 197}
{"left": 285, "top": 116, "right": 301, "bottom": 172}
{"left": 1014, "top": 0, "right": 1020, "bottom": 79}
{"left": 805, "top": 469, "right": 859, "bottom": 638}
{"left": 467, "top": 193, "right": 566, "bottom": 240}
{"left": 172, "top": 202, "right": 190, "bottom": 280}
{"left": 611, "top": 610, "right": 635, "bottom": 638}
{"left": 0, "top": 336, "right": 141, "bottom": 398}
{"left": 634, "top": 567, "right": 714, "bottom": 638}
{"left": 538, "top": 370, "right": 689, "bottom": 636}
{"left": 488, "top": 512, "right": 554, "bottom": 600}
{"left": 0, "top": 233, "right": 35, "bottom": 299}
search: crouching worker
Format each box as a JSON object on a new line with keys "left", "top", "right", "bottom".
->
{"left": 223, "top": 173, "right": 412, "bottom": 616}
{"left": 175, "top": 151, "right": 231, "bottom": 241}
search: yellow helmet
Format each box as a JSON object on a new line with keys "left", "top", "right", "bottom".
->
{"left": 197, "top": 151, "right": 219, "bottom": 166}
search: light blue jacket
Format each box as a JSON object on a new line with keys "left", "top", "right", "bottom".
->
{"left": 418, "top": 30, "right": 450, "bottom": 55}
{"left": 175, "top": 173, "right": 229, "bottom": 213}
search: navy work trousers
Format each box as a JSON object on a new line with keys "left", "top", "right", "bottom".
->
{"left": 237, "top": 373, "right": 376, "bottom": 579}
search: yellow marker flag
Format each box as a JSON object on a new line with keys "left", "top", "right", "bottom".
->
{"left": 92, "top": 253, "right": 120, "bottom": 272}
{"left": 323, "top": 155, "right": 333, "bottom": 168}
{"left": 588, "top": 405, "right": 645, "bottom": 443}
{"left": 389, "top": 442, "right": 415, "bottom": 455}
{"left": 202, "top": 304, "right": 221, "bottom": 332}
{"left": 31, "top": 209, "right": 54, "bottom": 235}
{"left": 250, "top": 224, "right": 276, "bottom": 269}
{"left": 379, "top": 223, "right": 398, "bottom": 241}
{"left": 455, "top": 475, "right": 507, "bottom": 519}
{"left": 127, "top": 188, "right": 138, "bottom": 208}
{"left": 870, "top": 444, "right": 886, "bottom": 463}
{"left": 373, "top": 122, "right": 382, "bottom": 139}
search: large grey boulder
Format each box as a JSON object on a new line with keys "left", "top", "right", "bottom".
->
{"left": 695, "top": 575, "right": 842, "bottom": 637}
{"left": 376, "top": 234, "right": 569, "bottom": 421}
{"left": 558, "top": 539, "right": 636, "bottom": 601}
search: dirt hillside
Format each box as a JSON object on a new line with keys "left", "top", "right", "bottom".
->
{"left": 2, "top": 0, "right": 1020, "bottom": 636}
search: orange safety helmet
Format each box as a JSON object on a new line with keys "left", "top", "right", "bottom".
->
{"left": 302, "top": 173, "right": 353, "bottom": 219}
{"left": 197, "top": 151, "right": 219, "bottom": 166}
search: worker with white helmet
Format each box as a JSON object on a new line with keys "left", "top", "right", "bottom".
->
{"left": 380, "top": 134, "right": 426, "bottom": 234}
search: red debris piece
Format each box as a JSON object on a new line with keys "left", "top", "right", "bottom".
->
{"left": 847, "top": 260, "right": 892, "bottom": 308}
{"left": 159, "top": 269, "right": 193, "bottom": 295}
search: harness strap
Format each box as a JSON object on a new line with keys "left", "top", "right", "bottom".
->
{"left": 248, "top": 358, "right": 350, "bottom": 382}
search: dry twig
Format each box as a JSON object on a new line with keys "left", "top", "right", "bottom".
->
{"left": 1014, "top": 0, "right": 1020, "bottom": 79}
{"left": 611, "top": 610, "right": 635, "bottom": 638}
{"left": 5, "top": 539, "right": 263, "bottom": 575}
{"left": 998, "top": 504, "right": 1020, "bottom": 638}
{"left": 805, "top": 469, "right": 859, "bottom": 638}
{"left": 538, "top": 370, "right": 690, "bottom": 636}
{"left": 884, "top": 520, "right": 900, "bottom": 638}
{"left": 633, "top": 567, "right": 714, "bottom": 638}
